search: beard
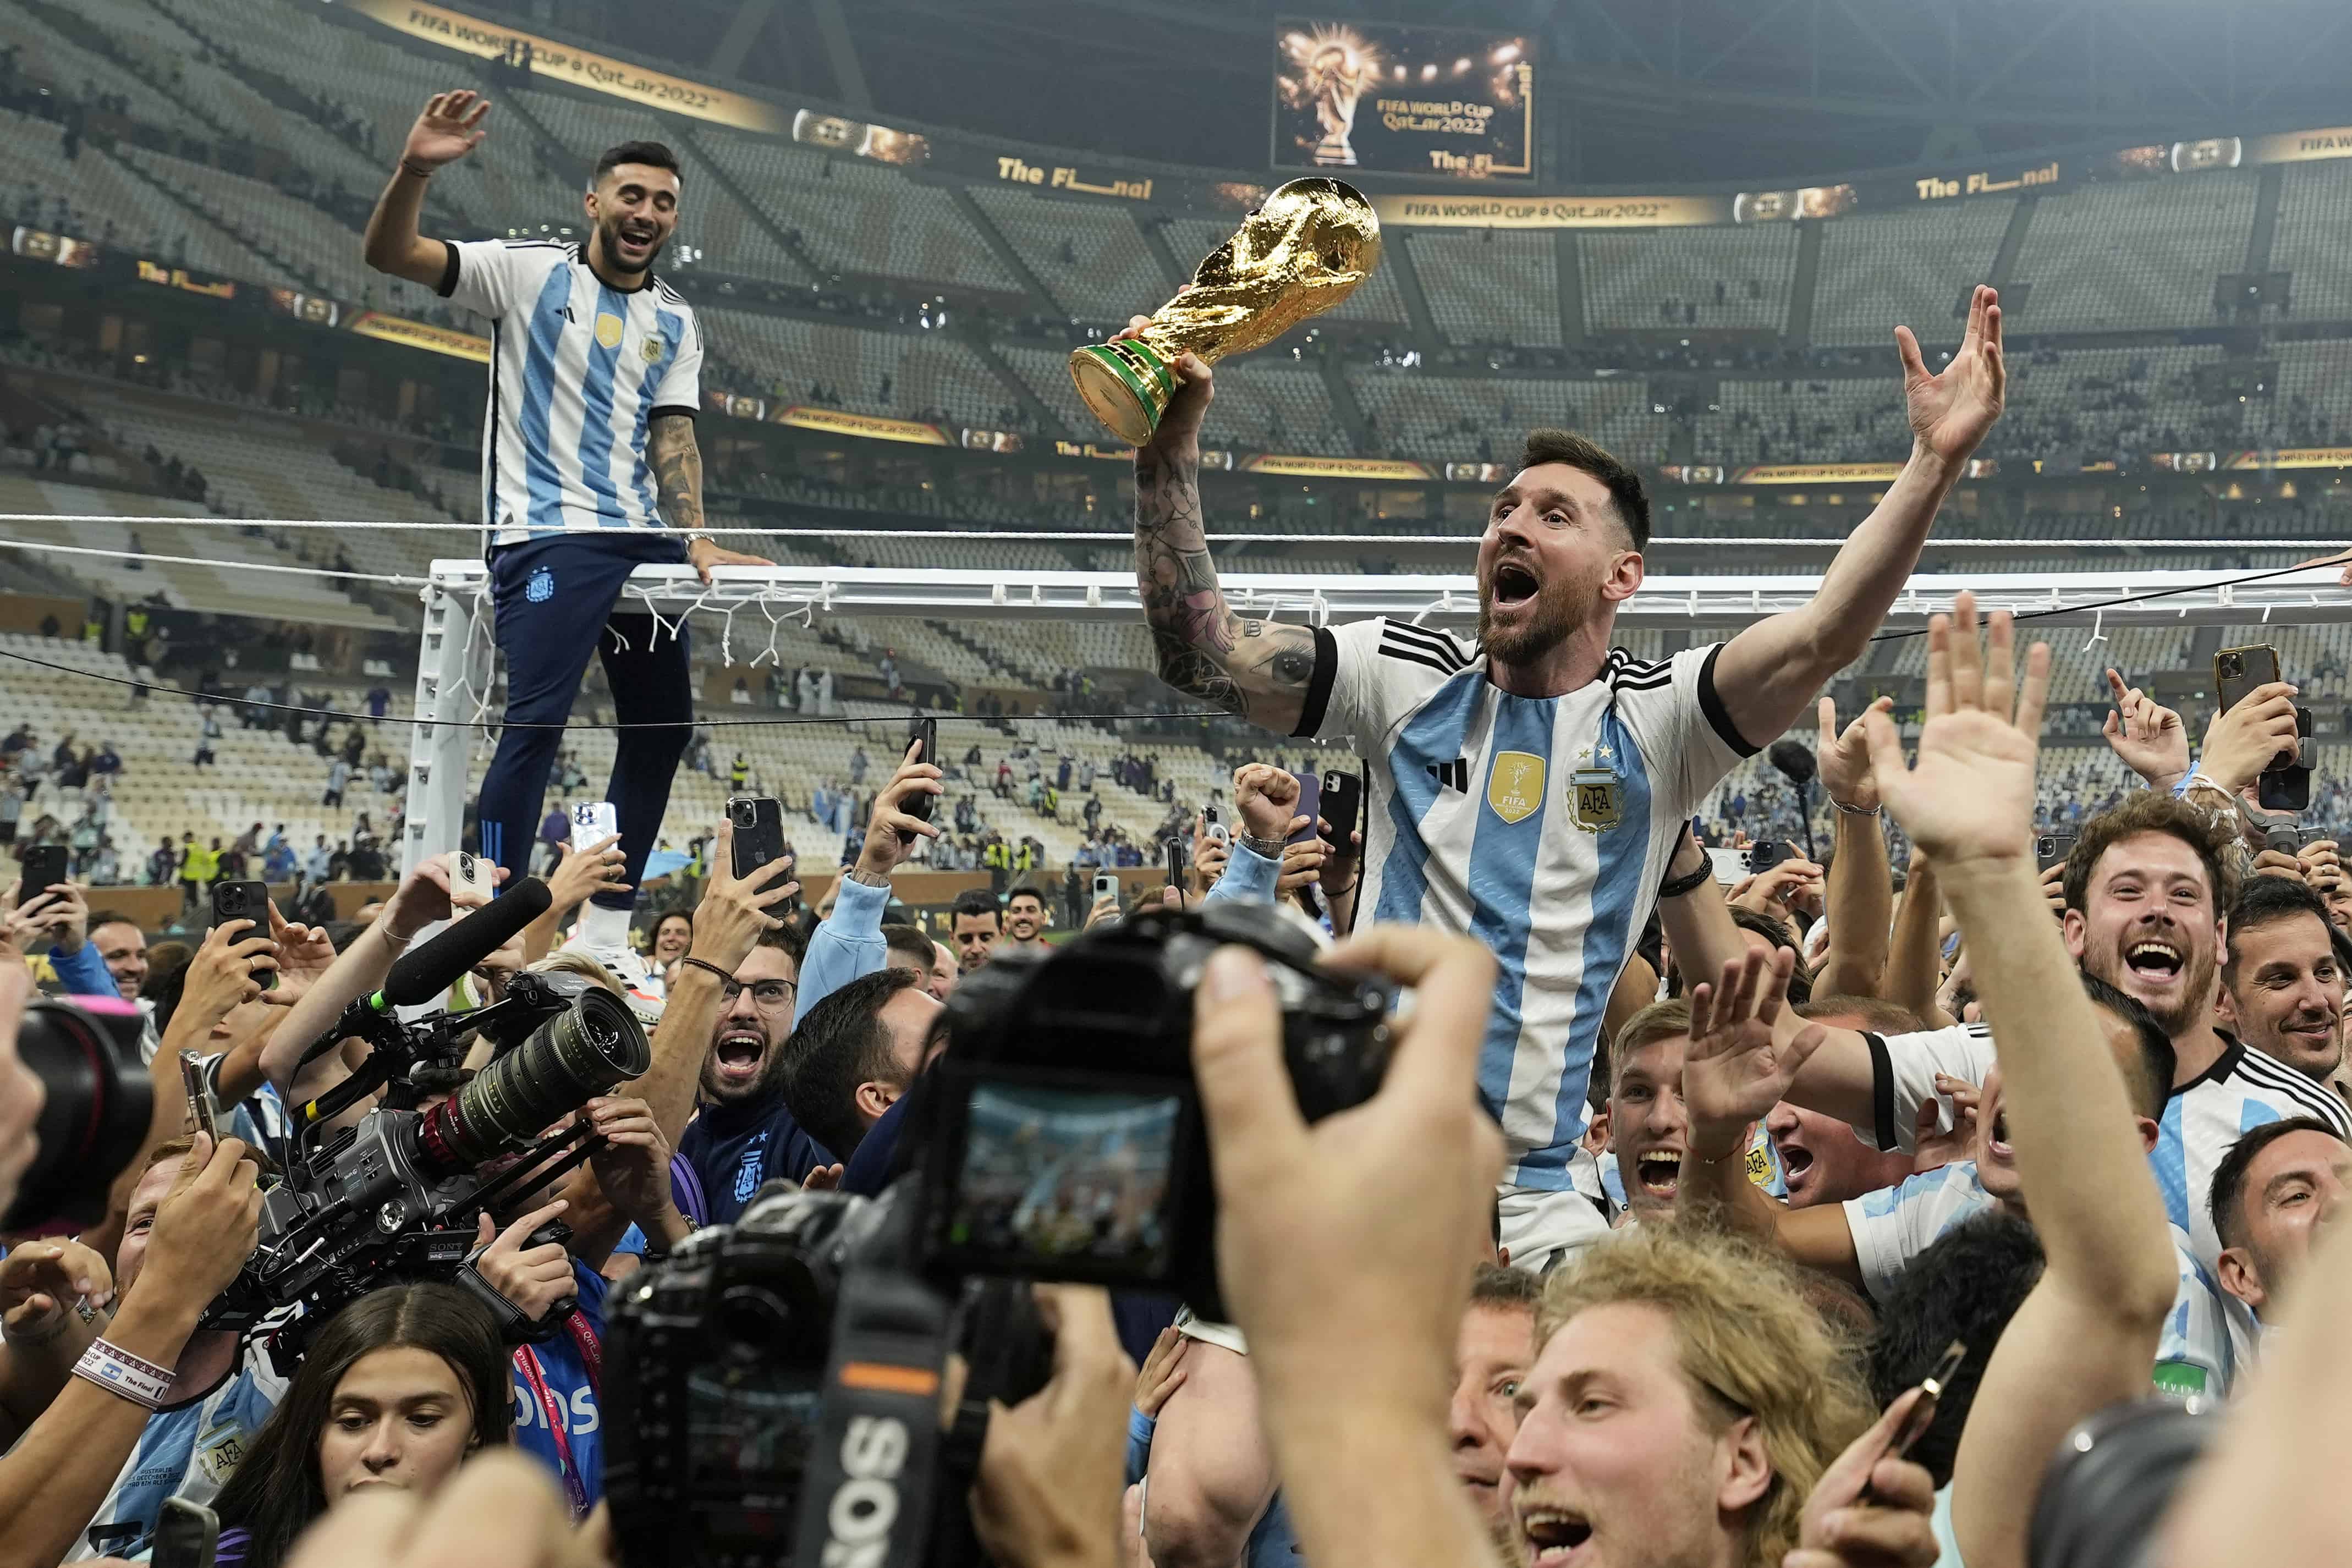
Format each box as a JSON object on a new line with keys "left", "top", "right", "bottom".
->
{"left": 2089, "top": 943, "right": 2217, "bottom": 1041}
{"left": 598, "top": 213, "right": 669, "bottom": 274}
{"left": 1477, "top": 570, "right": 1598, "bottom": 666}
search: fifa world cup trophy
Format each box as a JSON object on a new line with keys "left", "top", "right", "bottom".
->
{"left": 1066, "top": 178, "right": 1382, "bottom": 447}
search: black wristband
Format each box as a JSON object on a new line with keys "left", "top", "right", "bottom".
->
{"left": 1658, "top": 860, "right": 1716, "bottom": 900}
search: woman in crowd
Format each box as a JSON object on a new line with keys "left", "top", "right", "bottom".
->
{"left": 208, "top": 1284, "right": 510, "bottom": 1568}
{"left": 647, "top": 910, "right": 693, "bottom": 976}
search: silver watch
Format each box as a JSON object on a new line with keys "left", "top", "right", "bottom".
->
{"left": 682, "top": 530, "right": 715, "bottom": 551}
{"left": 1237, "top": 830, "right": 1288, "bottom": 860}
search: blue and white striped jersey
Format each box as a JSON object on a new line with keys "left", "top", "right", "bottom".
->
{"left": 1841, "top": 1160, "right": 2249, "bottom": 1398}
{"left": 437, "top": 239, "right": 703, "bottom": 546}
{"left": 1297, "top": 620, "right": 1753, "bottom": 1187}
{"left": 67, "top": 1351, "right": 287, "bottom": 1560}
{"left": 1864, "top": 1025, "right": 2352, "bottom": 1273}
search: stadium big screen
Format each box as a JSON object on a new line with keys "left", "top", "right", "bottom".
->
{"left": 1272, "top": 20, "right": 1535, "bottom": 181}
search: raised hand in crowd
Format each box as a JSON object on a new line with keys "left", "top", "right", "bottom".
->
{"left": 853, "top": 736, "right": 944, "bottom": 879}
{"left": 1730, "top": 856, "right": 1824, "bottom": 921}
{"left": 1188, "top": 810, "right": 1228, "bottom": 900}
{"left": 2100, "top": 668, "right": 2189, "bottom": 792}
{"left": 1191, "top": 926, "right": 1502, "bottom": 1568}
{"left": 1818, "top": 694, "right": 1892, "bottom": 814}
{"left": 399, "top": 89, "right": 491, "bottom": 172}
{"left": 527, "top": 834, "right": 629, "bottom": 966}
{"left": 582, "top": 1094, "right": 690, "bottom": 1250}
{"left": 2197, "top": 677, "right": 2300, "bottom": 795}
{"left": 263, "top": 897, "right": 337, "bottom": 1008}
{"left": 969, "top": 1285, "right": 1134, "bottom": 1568}
{"left": 682, "top": 818, "right": 801, "bottom": 970}
{"left": 0, "top": 877, "right": 85, "bottom": 960}
{"left": 1231, "top": 763, "right": 1308, "bottom": 852}
{"left": 172, "top": 916, "right": 281, "bottom": 1042}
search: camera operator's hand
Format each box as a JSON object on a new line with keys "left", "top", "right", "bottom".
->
{"left": 286, "top": 1451, "right": 611, "bottom": 1568}
{"left": 139, "top": 1132, "right": 263, "bottom": 1310}
{"left": 2200, "top": 679, "right": 2300, "bottom": 794}
{"left": 970, "top": 1285, "right": 1134, "bottom": 1568}
{"left": 471, "top": 1198, "right": 575, "bottom": 1324}
{"left": 179, "top": 917, "right": 279, "bottom": 1034}
{"left": 1861, "top": 593, "right": 2049, "bottom": 871}
{"left": 1232, "top": 764, "right": 1304, "bottom": 848}
{"left": 1789, "top": 1386, "right": 1941, "bottom": 1568}
{"left": 546, "top": 834, "right": 628, "bottom": 911}
{"left": 2100, "top": 669, "right": 2190, "bottom": 791}
{"left": 583, "top": 1097, "right": 677, "bottom": 1232}
{"left": 1194, "top": 925, "right": 1502, "bottom": 1412}
{"left": 262, "top": 898, "right": 336, "bottom": 1008}
{"left": 1682, "top": 945, "right": 1825, "bottom": 1163}
{"left": 0, "top": 1238, "right": 112, "bottom": 1345}
{"left": 1819, "top": 696, "right": 1894, "bottom": 813}
{"left": 855, "top": 739, "right": 944, "bottom": 879}
{"left": 685, "top": 818, "right": 800, "bottom": 973}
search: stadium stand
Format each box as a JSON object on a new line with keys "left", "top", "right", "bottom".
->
{"left": 2009, "top": 173, "right": 2258, "bottom": 333}
{"left": 1810, "top": 199, "right": 2013, "bottom": 348}
{"left": 1581, "top": 224, "right": 1798, "bottom": 335}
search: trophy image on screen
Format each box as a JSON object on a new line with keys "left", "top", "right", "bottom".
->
{"left": 1066, "top": 178, "right": 1382, "bottom": 447}
{"left": 1275, "top": 24, "right": 1383, "bottom": 168}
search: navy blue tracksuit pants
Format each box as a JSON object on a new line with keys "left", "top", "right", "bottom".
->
{"left": 474, "top": 533, "right": 693, "bottom": 908}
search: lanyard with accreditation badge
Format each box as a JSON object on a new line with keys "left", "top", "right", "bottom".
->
{"left": 515, "top": 1311, "right": 603, "bottom": 1516}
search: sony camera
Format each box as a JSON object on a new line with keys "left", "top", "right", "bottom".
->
{"left": 605, "top": 1184, "right": 1051, "bottom": 1568}
{"left": 913, "top": 898, "right": 1395, "bottom": 1317}
{"left": 5, "top": 993, "right": 152, "bottom": 1230}
{"left": 604, "top": 901, "right": 1398, "bottom": 1568}
{"left": 208, "top": 970, "right": 650, "bottom": 1370}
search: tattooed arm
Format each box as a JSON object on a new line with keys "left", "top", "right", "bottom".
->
{"left": 651, "top": 412, "right": 771, "bottom": 584}
{"left": 1130, "top": 346, "right": 1319, "bottom": 733}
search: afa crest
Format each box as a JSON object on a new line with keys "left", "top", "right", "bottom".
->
{"left": 641, "top": 334, "right": 665, "bottom": 363}
{"left": 524, "top": 566, "right": 555, "bottom": 603}
{"left": 1485, "top": 752, "right": 1545, "bottom": 825}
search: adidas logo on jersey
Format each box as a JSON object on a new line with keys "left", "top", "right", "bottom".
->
{"left": 1428, "top": 757, "right": 1469, "bottom": 791}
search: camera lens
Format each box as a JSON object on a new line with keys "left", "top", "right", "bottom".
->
{"left": 5, "top": 998, "right": 153, "bottom": 1230}
{"left": 420, "top": 989, "right": 651, "bottom": 1174}
{"left": 2029, "top": 1398, "right": 2217, "bottom": 1568}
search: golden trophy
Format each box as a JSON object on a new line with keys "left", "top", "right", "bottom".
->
{"left": 1067, "top": 178, "right": 1382, "bottom": 446}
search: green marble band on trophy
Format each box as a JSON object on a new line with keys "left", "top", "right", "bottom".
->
{"left": 1067, "top": 177, "right": 1383, "bottom": 447}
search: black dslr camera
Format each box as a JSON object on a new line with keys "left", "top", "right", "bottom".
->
{"left": 915, "top": 898, "right": 1395, "bottom": 1317}
{"left": 603, "top": 901, "right": 1398, "bottom": 1568}
{"left": 206, "top": 969, "right": 650, "bottom": 1371}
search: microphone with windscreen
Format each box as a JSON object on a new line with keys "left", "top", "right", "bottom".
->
{"left": 377, "top": 877, "right": 553, "bottom": 1008}
{"left": 1768, "top": 740, "right": 1817, "bottom": 785}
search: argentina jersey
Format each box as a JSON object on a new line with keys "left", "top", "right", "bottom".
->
{"left": 437, "top": 239, "right": 703, "bottom": 545}
{"left": 68, "top": 1350, "right": 288, "bottom": 1560}
{"left": 1295, "top": 618, "right": 1754, "bottom": 1187}
{"left": 1862, "top": 1025, "right": 2352, "bottom": 1275}
{"left": 1840, "top": 1162, "right": 2247, "bottom": 1398}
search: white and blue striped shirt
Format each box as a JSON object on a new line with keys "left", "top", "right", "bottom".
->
{"left": 67, "top": 1350, "right": 286, "bottom": 1560}
{"left": 1299, "top": 621, "right": 1752, "bottom": 1187}
{"left": 1842, "top": 1160, "right": 2248, "bottom": 1398}
{"left": 438, "top": 239, "right": 704, "bottom": 547}
{"left": 1864, "top": 1025, "right": 2352, "bottom": 1275}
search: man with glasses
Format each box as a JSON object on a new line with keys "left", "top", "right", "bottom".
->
{"left": 675, "top": 924, "right": 827, "bottom": 1223}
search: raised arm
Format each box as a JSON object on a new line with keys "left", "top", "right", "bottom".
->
{"left": 1708, "top": 287, "right": 2003, "bottom": 746}
{"left": 1813, "top": 696, "right": 1895, "bottom": 999}
{"left": 1882, "top": 851, "right": 1956, "bottom": 1027}
{"left": 361, "top": 91, "right": 486, "bottom": 287}
{"left": 1679, "top": 945, "right": 1871, "bottom": 1289}
{"left": 1119, "top": 331, "right": 1319, "bottom": 733}
{"left": 1860, "top": 596, "right": 2177, "bottom": 1568}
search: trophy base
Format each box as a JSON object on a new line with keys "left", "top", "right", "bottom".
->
{"left": 1068, "top": 339, "right": 1177, "bottom": 447}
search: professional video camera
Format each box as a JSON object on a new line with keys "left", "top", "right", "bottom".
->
{"left": 605, "top": 900, "right": 1393, "bottom": 1568}
{"left": 205, "top": 881, "right": 652, "bottom": 1373}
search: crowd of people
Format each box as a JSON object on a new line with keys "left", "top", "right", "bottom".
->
{"left": 9, "top": 604, "right": 2352, "bottom": 1566}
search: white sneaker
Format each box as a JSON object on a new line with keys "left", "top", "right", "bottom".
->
{"left": 562, "top": 933, "right": 649, "bottom": 991}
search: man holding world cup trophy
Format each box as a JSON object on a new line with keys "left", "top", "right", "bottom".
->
{"left": 1095, "top": 183, "right": 2008, "bottom": 1269}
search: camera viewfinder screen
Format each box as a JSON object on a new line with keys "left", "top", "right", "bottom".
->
{"left": 948, "top": 1084, "right": 1180, "bottom": 1274}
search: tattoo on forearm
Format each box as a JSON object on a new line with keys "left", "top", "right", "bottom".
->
{"left": 1134, "top": 448, "right": 1314, "bottom": 720}
{"left": 650, "top": 416, "right": 704, "bottom": 532}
